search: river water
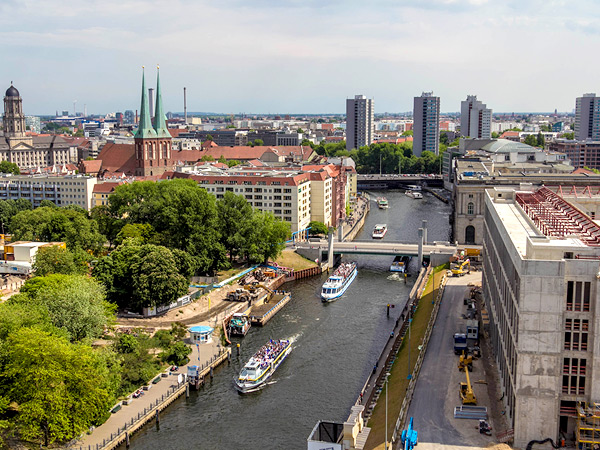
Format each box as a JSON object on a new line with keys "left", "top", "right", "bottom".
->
{"left": 124, "top": 190, "right": 451, "bottom": 450}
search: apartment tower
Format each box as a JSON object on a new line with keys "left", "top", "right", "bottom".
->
{"left": 575, "top": 93, "right": 600, "bottom": 141}
{"left": 413, "top": 92, "right": 440, "bottom": 157}
{"left": 346, "top": 95, "right": 373, "bottom": 151}
{"left": 460, "top": 95, "right": 492, "bottom": 139}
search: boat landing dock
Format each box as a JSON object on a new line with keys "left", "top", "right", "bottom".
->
{"left": 248, "top": 292, "right": 291, "bottom": 326}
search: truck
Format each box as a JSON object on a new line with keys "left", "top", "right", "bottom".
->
{"left": 453, "top": 333, "right": 467, "bottom": 355}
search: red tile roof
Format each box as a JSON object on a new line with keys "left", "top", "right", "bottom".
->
{"left": 169, "top": 129, "right": 187, "bottom": 138}
{"left": 93, "top": 182, "right": 124, "bottom": 194}
{"left": 80, "top": 159, "right": 103, "bottom": 174}
{"left": 96, "top": 143, "right": 137, "bottom": 175}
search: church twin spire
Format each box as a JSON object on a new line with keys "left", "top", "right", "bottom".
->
{"left": 134, "top": 66, "right": 170, "bottom": 140}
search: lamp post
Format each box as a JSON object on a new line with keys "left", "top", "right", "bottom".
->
{"left": 385, "top": 371, "right": 391, "bottom": 450}
{"left": 407, "top": 317, "right": 412, "bottom": 380}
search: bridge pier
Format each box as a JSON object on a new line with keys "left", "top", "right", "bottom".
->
{"left": 418, "top": 228, "right": 424, "bottom": 267}
{"left": 422, "top": 220, "right": 428, "bottom": 245}
{"left": 328, "top": 229, "right": 335, "bottom": 268}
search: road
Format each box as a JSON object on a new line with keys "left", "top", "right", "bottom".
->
{"left": 295, "top": 240, "right": 464, "bottom": 257}
{"left": 406, "top": 272, "right": 495, "bottom": 447}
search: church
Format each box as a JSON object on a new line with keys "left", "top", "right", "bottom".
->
{"left": 1, "top": 83, "right": 76, "bottom": 170}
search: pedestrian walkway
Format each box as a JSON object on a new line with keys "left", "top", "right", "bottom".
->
{"left": 76, "top": 330, "right": 224, "bottom": 450}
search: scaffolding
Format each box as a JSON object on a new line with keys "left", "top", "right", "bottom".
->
{"left": 515, "top": 187, "right": 600, "bottom": 247}
{"left": 577, "top": 402, "right": 600, "bottom": 450}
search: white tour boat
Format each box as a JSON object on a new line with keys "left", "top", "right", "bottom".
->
{"left": 405, "top": 190, "right": 423, "bottom": 199}
{"left": 235, "top": 339, "right": 292, "bottom": 393}
{"left": 372, "top": 224, "right": 388, "bottom": 239}
{"left": 321, "top": 262, "right": 358, "bottom": 302}
{"left": 377, "top": 197, "right": 389, "bottom": 209}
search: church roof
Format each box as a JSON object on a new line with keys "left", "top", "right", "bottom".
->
{"left": 134, "top": 69, "right": 157, "bottom": 140}
{"left": 5, "top": 84, "right": 19, "bottom": 97}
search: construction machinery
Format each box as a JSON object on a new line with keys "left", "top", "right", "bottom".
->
{"left": 459, "top": 364, "right": 477, "bottom": 405}
{"left": 401, "top": 417, "right": 418, "bottom": 450}
{"left": 458, "top": 352, "right": 473, "bottom": 372}
{"left": 226, "top": 288, "right": 257, "bottom": 302}
{"left": 451, "top": 258, "right": 470, "bottom": 276}
{"left": 453, "top": 333, "right": 467, "bottom": 355}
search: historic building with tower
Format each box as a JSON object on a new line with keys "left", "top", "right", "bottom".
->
{"left": 1, "top": 83, "right": 76, "bottom": 170}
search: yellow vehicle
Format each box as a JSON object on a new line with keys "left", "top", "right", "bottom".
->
{"left": 459, "top": 366, "right": 477, "bottom": 405}
{"left": 451, "top": 259, "right": 470, "bottom": 277}
{"left": 458, "top": 352, "right": 473, "bottom": 372}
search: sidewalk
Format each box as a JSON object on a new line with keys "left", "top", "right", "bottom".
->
{"left": 76, "top": 330, "right": 224, "bottom": 450}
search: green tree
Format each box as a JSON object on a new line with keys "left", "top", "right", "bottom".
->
{"left": 14, "top": 274, "right": 112, "bottom": 342}
{"left": 524, "top": 134, "right": 537, "bottom": 147}
{"left": 171, "top": 248, "right": 198, "bottom": 279}
{"left": 114, "top": 223, "right": 154, "bottom": 246}
{"left": 401, "top": 130, "right": 413, "bottom": 136}
{"left": 205, "top": 134, "right": 213, "bottom": 141}
{"left": 301, "top": 139, "right": 314, "bottom": 147}
{"left": 11, "top": 207, "right": 106, "bottom": 254}
{"left": 0, "top": 161, "right": 19, "bottom": 175}
{"left": 297, "top": 128, "right": 304, "bottom": 134}
{"left": 563, "top": 132, "right": 574, "bottom": 140}
{"left": 0, "top": 328, "right": 115, "bottom": 446}
{"left": 32, "top": 245, "right": 88, "bottom": 277}
{"left": 217, "top": 192, "right": 254, "bottom": 261}
{"left": 218, "top": 155, "right": 227, "bottom": 164}
{"left": 253, "top": 139, "right": 264, "bottom": 146}
{"left": 90, "top": 205, "right": 122, "bottom": 249}
{"left": 161, "top": 341, "right": 191, "bottom": 366}
{"left": 491, "top": 131, "right": 500, "bottom": 138}
{"left": 308, "top": 221, "right": 328, "bottom": 236}
{"left": 242, "top": 211, "right": 290, "bottom": 263}
{"left": 0, "top": 199, "right": 32, "bottom": 233}
{"left": 226, "top": 159, "right": 241, "bottom": 167}
{"left": 536, "top": 132, "right": 545, "bottom": 147}
{"left": 200, "top": 155, "right": 215, "bottom": 161}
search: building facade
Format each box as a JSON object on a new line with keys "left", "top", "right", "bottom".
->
{"left": 0, "top": 174, "right": 97, "bottom": 209}
{"left": 549, "top": 140, "right": 600, "bottom": 170}
{"left": 460, "top": 95, "right": 492, "bottom": 139}
{"left": 2, "top": 84, "right": 76, "bottom": 170}
{"left": 483, "top": 186, "right": 600, "bottom": 448}
{"left": 413, "top": 92, "right": 440, "bottom": 156}
{"left": 575, "top": 93, "right": 600, "bottom": 141}
{"left": 346, "top": 95, "right": 373, "bottom": 151}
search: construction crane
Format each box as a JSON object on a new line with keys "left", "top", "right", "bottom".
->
{"left": 458, "top": 352, "right": 473, "bottom": 372}
{"left": 459, "top": 364, "right": 477, "bottom": 405}
{"left": 451, "top": 258, "right": 470, "bottom": 277}
{"left": 401, "top": 417, "right": 418, "bottom": 450}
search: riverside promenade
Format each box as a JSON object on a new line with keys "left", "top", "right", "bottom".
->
{"left": 74, "top": 328, "right": 229, "bottom": 450}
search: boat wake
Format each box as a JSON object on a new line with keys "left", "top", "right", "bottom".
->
{"left": 387, "top": 273, "right": 403, "bottom": 281}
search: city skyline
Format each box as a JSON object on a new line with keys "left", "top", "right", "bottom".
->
{"left": 2, "top": 0, "right": 599, "bottom": 115}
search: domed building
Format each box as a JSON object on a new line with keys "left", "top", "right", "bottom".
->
{"left": 1, "top": 83, "right": 75, "bottom": 170}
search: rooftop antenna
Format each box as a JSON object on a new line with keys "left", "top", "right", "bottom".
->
{"left": 184, "top": 87, "right": 187, "bottom": 124}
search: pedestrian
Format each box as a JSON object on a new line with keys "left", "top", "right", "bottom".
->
{"left": 359, "top": 392, "right": 364, "bottom": 404}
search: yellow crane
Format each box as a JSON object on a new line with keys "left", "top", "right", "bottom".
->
{"left": 459, "top": 365, "right": 477, "bottom": 405}
{"left": 451, "top": 258, "right": 470, "bottom": 277}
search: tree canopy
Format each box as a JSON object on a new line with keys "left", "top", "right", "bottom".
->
{"left": 0, "top": 161, "right": 19, "bottom": 175}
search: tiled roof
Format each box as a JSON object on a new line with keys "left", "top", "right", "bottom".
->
{"left": 96, "top": 143, "right": 137, "bottom": 175}
{"left": 80, "top": 160, "right": 103, "bottom": 174}
{"left": 93, "top": 182, "right": 123, "bottom": 194}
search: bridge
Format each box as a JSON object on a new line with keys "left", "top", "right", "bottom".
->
{"left": 295, "top": 239, "right": 458, "bottom": 257}
{"left": 356, "top": 174, "right": 443, "bottom": 189}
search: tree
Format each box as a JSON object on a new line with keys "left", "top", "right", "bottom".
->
{"left": 171, "top": 248, "right": 198, "bottom": 279}
{"left": 401, "top": 130, "right": 413, "bottom": 136}
{"left": 308, "top": 221, "right": 328, "bottom": 236}
{"left": 524, "top": 134, "right": 538, "bottom": 147}
{"left": 297, "top": 128, "right": 304, "bottom": 134}
{"left": 242, "top": 211, "right": 290, "bottom": 263}
{"left": 217, "top": 192, "right": 254, "bottom": 261}
{"left": 253, "top": 139, "right": 264, "bottom": 146}
{"left": 161, "top": 341, "right": 191, "bottom": 366}
{"left": 205, "top": 134, "right": 213, "bottom": 141}
{"left": 11, "top": 207, "right": 106, "bottom": 254}
{"left": 114, "top": 223, "right": 154, "bottom": 246}
{"left": 0, "top": 328, "right": 115, "bottom": 446}
{"left": 32, "top": 245, "right": 88, "bottom": 277}
{"left": 200, "top": 155, "right": 215, "bottom": 161}
{"left": 218, "top": 155, "right": 227, "bottom": 164}
{"left": 563, "top": 132, "right": 575, "bottom": 140}
{"left": 0, "top": 161, "right": 19, "bottom": 175}
{"left": 39, "top": 199, "right": 56, "bottom": 208}
{"left": 536, "top": 132, "right": 545, "bottom": 148}
{"left": 491, "top": 131, "right": 500, "bottom": 138}
{"left": 14, "top": 274, "right": 112, "bottom": 342}
{"left": 0, "top": 198, "right": 32, "bottom": 234}
{"left": 226, "top": 159, "right": 241, "bottom": 168}
{"left": 301, "top": 139, "right": 313, "bottom": 147}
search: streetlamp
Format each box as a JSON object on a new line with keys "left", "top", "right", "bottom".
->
{"left": 407, "top": 317, "right": 412, "bottom": 380}
{"left": 385, "top": 371, "right": 391, "bottom": 450}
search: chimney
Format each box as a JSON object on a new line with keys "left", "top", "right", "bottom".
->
{"left": 184, "top": 87, "right": 187, "bottom": 124}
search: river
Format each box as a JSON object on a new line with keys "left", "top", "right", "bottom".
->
{"left": 123, "top": 189, "right": 451, "bottom": 450}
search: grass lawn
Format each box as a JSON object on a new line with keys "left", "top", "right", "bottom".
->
{"left": 273, "top": 249, "right": 318, "bottom": 271}
{"left": 364, "top": 265, "right": 446, "bottom": 450}
{"left": 216, "top": 261, "right": 251, "bottom": 282}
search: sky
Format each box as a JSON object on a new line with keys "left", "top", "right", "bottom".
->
{"left": 1, "top": 0, "right": 599, "bottom": 115}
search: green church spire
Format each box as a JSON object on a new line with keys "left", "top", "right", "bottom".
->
{"left": 153, "top": 66, "right": 171, "bottom": 138}
{"left": 134, "top": 67, "right": 157, "bottom": 139}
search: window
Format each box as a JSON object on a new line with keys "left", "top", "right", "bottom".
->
{"left": 467, "top": 202, "right": 474, "bottom": 215}
{"left": 566, "top": 281, "right": 591, "bottom": 312}
{"left": 562, "top": 357, "right": 586, "bottom": 394}
{"left": 564, "top": 319, "right": 589, "bottom": 351}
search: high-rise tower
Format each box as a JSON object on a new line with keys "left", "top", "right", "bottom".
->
{"left": 413, "top": 92, "right": 440, "bottom": 157}
{"left": 460, "top": 95, "right": 492, "bottom": 139}
{"left": 575, "top": 93, "right": 600, "bottom": 140}
{"left": 3, "top": 83, "right": 33, "bottom": 148}
{"left": 346, "top": 95, "right": 374, "bottom": 151}
{"left": 134, "top": 67, "right": 172, "bottom": 177}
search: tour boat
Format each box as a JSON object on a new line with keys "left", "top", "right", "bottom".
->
{"left": 377, "top": 197, "right": 389, "bottom": 209}
{"left": 321, "top": 261, "right": 358, "bottom": 302}
{"left": 235, "top": 339, "right": 292, "bottom": 393}
{"left": 390, "top": 255, "right": 411, "bottom": 273}
{"left": 228, "top": 313, "right": 251, "bottom": 337}
{"left": 405, "top": 190, "right": 423, "bottom": 199}
{"left": 372, "top": 224, "right": 388, "bottom": 239}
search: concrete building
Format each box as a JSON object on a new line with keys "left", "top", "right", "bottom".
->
{"left": 460, "top": 95, "right": 492, "bottom": 139}
{"left": 483, "top": 185, "right": 600, "bottom": 448}
{"left": 346, "top": 95, "right": 374, "bottom": 151}
{"left": 25, "top": 116, "right": 40, "bottom": 133}
{"left": 0, "top": 174, "right": 97, "bottom": 210}
{"left": 575, "top": 93, "right": 600, "bottom": 141}
{"left": 413, "top": 92, "right": 440, "bottom": 156}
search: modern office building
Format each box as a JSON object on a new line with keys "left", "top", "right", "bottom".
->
{"left": 575, "top": 93, "right": 600, "bottom": 141}
{"left": 483, "top": 185, "right": 600, "bottom": 448}
{"left": 345, "top": 95, "right": 373, "bottom": 151}
{"left": 549, "top": 140, "right": 600, "bottom": 170}
{"left": 413, "top": 92, "right": 440, "bottom": 156}
{"left": 460, "top": 95, "right": 492, "bottom": 139}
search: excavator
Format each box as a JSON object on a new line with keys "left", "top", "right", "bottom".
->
{"left": 243, "top": 283, "right": 275, "bottom": 302}
{"left": 459, "top": 364, "right": 477, "bottom": 405}
{"left": 451, "top": 258, "right": 470, "bottom": 277}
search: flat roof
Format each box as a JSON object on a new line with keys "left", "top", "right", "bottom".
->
{"left": 493, "top": 202, "right": 541, "bottom": 257}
